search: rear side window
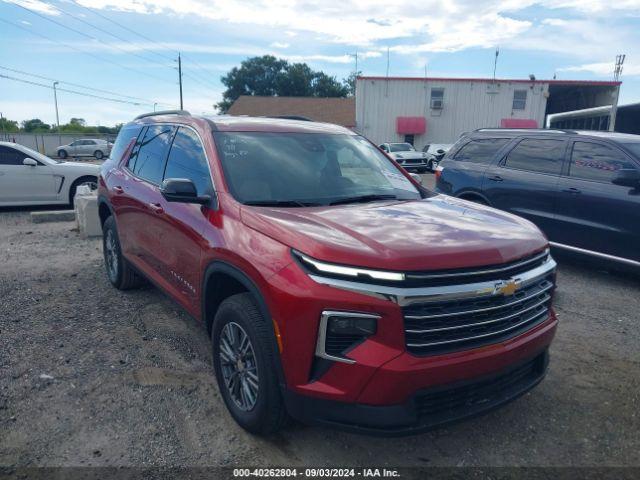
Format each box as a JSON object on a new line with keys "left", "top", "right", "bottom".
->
{"left": 110, "top": 125, "right": 142, "bottom": 163}
{"left": 0, "top": 146, "right": 25, "bottom": 165}
{"left": 454, "top": 138, "right": 510, "bottom": 164}
{"left": 503, "top": 138, "right": 565, "bottom": 175}
{"left": 163, "top": 127, "right": 212, "bottom": 195}
{"left": 131, "top": 125, "right": 175, "bottom": 184}
{"left": 569, "top": 141, "right": 638, "bottom": 183}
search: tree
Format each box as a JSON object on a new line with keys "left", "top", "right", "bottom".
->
{"left": 342, "top": 70, "right": 362, "bottom": 97}
{"left": 22, "top": 118, "right": 51, "bottom": 132}
{"left": 0, "top": 117, "right": 19, "bottom": 133}
{"left": 217, "top": 55, "right": 349, "bottom": 113}
{"left": 69, "top": 118, "right": 86, "bottom": 127}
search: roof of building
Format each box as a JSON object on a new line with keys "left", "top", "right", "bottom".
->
{"left": 227, "top": 96, "right": 356, "bottom": 127}
{"left": 357, "top": 76, "right": 621, "bottom": 87}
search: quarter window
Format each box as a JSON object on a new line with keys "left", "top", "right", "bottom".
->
{"left": 0, "top": 146, "right": 25, "bottom": 165}
{"left": 513, "top": 90, "right": 527, "bottom": 110}
{"left": 503, "top": 138, "right": 565, "bottom": 175}
{"left": 569, "top": 141, "right": 637, "bottom": 183}
{"left": 110, "top": 126, "right": 142, "bottom": 163}
{"left": 131, "top": 125, "right": 175, "bottom": 184}
{"left": 453, "top": 138, "right": 510, "bottom": 164}
{"left": 163, "top": 127, "right": 213, "bottom": 195}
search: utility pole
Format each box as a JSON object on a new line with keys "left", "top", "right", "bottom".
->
{"left": 610, "top": 54, "right": 625, "bottom": 132}
{"left": 53, "top": 81, "right": 60, "bottom": 131}
{"left": 0, "top": 112, "right": 5, "bottom": 141}
{"left": 493, "top": 47, "right": 499, "bottom": 82}
{"left": 153, "top": 102, "right": 158, "bottom": 112}
{"left": 177, "top": 53, "right": 184, "bottom": 110}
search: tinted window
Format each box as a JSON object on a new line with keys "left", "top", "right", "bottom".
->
{"left": 163, "top": 127, "right": 212, "bottom": 195}
{"left": 389, "top": 143, "right": 413, "bottom": 152}
{"left": 214, "top": 132, "right": 420, "bottom": 206}
{"left": 0, "top": 146, "right": 25, "bottom": 165}
{"left": 454, "top": 138, "right": 510, "bottom": 164}
{"left": 503, "top": 138, "right": 565, "bottom": 175}
{"left": 569, "top": 141, "right": 637, "bottom": 183}
{"left": 132, "top": 125, "right": 175, "bottom": 184}
{"left": 110, "top": 126, "right": 142, "bottom": 163}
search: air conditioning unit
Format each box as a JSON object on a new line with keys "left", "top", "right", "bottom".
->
{"left": 431, "top": 99, "right": 443, "bottom": 110}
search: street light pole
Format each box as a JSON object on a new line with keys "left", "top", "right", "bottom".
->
{"left": 153, "top": 102, "right": 158, "bottom": 112}
{"left": 53, "top": 81, "right": 60, "bottom": 131}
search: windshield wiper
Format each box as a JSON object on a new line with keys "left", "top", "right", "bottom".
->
{"left": 329, "top": 194, "right": 398, "bottom": 206}
{"left": 244, "top": 200, "right": 320, "bottom": 207}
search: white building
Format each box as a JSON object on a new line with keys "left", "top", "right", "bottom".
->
{"left": 355, "top": 76, "right": 621, "bottom": 149}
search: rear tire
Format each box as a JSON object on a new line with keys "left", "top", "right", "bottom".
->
{"left": 102, "top": 216, "right": 144, "bottom": 290}
{"left": 212, "top": 293, "right": 287, "bottom": 435}
{"left": 94, "top": 150, "right": 104, "bottom": 160}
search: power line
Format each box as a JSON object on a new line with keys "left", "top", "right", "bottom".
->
{"left": 181, "top": 54, "right": 221, "bottom": 87}
{"left": 69, "top": 0, "right": 176, "bottom": 63}
{"left": 39, "top": 0, "right": 175, "bottom": 73}
{"left": 0, "top": 65, "right": 172, "bottom": 106}
{"left": 0, "top": 73, "right": 153, "bottom": 107}
{"left": 0, "top": 18, "right": 174, "bottom": 86}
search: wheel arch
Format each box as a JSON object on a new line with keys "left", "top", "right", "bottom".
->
{"left": 456, "top": 190, "right": 492, "bottom": 206}
{"left": 68, "top": 175, "right": 99, "bottom": 204}
{"left": 97, "top": 195, "right": 113, "bottom": 227}
{"left": 201, "top": 260, "right": 286, "bottom": 386}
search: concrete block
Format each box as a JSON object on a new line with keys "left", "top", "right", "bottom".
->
{"left": 31, "top": 210, "right": 75, "bottom": 223}
{"left": 75, "top": 194, "right": 102, "bottom": 238}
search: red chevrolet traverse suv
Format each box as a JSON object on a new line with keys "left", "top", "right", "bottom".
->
{"left": 98, "top": 111, "right": 558, "bottom": 435}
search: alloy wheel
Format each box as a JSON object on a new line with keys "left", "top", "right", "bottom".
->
{"left": 105, "top": 229, "right": 118, "bottom": 281}
{"left": 219, "top": 322, "right": 259, "bottom": 411}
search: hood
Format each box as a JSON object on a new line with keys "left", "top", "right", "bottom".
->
{"left": 390, "top": 151, "right": 424, "bottom": 160}
{"left": 54, "top": 161, "right": 101, "bottom": 174}
{"left": 240, "top": 195, "right": 547, "bottom": 272}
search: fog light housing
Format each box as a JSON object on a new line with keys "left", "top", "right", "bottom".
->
{"left": 316, "top": 311, "right": 380, "bottom": 364}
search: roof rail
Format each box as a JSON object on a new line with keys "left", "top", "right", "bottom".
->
{"left": 134, "top": 110, "right": 191, "bottom": 120}
{"left": 267, "top": 115, "right": 313, "bottom": 122}
{"left": 473, "top": 127, "right": 577, "bottom": 134}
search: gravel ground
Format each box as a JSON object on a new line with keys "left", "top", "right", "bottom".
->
{"left": 1, "top": 186, "right": 639, "bottom": 470}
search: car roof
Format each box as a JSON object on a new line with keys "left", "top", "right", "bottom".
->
{"left": 469, "top": 128, "right": 640, "bottom": 143}
{"left": 129, "top": 112, "right": 354, "bottom": 135}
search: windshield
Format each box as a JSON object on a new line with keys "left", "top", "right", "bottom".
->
{"left": 621, "top": 142, "right": 640, "bottom": 160}
{"left": 389, "top": 143, "right": 414, "bottom": 152}
{"left": 213, "top": 132, "right": 421, "bottom": 206}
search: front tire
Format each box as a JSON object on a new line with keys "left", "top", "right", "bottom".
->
{"left": 212, "top": 293, "right": 287, "bottom": 435}
{"left": 102, "top": 216, "right": 144, "bottom": 290}
{"left": 68, "top": 176, "right": 98, "bottom": 206}
{"left": 58, "top": 149, "right": 68, "bottom": 159}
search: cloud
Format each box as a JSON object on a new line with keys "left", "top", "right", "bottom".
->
{"left": 270, "top": 42, "right": 290, "bottom": 49}
{"left": 5, "top": 0, "right": 60, "bottom": 16}
{"left": 558, "top": 61, "right": 640, "bottom": 77}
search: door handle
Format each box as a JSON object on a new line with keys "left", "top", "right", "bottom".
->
{"left": 113, "top": 185, "right": 124, "bottom": 194}
{"left": 562, "top": 187, "right": 581, "bottom": 194}
{"left": 149, "top": 202, "right": 164, "bottom": 214}
{"left": 488, "top": 175, "right": 503, "bottom": 182}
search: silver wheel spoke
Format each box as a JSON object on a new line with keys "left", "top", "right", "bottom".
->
{"left": 219, "top": 322, "right": 259, "bottom": 411}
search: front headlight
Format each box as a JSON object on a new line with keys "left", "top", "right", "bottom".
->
{"left": 293, "top": 250, "right": 405, "bottom": 282}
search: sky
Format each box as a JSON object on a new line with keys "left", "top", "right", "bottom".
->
{"left": 1, "top": 0, "right": 639, "bottom": 127}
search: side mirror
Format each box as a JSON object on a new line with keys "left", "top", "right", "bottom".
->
{"left": 612, "top": 169, "right": 640, "bottom": 188}
{"left": 410, "top": 173, "right": 423, "bottom": 185}
{"left": 160, "top": 178, "right": 210, "bottom": 205}
{"left": 23, "top": 158, "right": 38, "bottom": 166}
{"left": 160, "top": 178, "right": 211, "bottom": 205}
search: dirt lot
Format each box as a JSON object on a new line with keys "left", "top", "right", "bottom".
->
{"left": 1, "top": 188, "right": 639, "bottom": 470}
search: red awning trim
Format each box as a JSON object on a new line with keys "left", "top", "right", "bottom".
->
{"left": 500, "top": 118, "right": 538, "bottom": 128}
{"left": 396, "top": 116, "right": 426, "bottom": 134}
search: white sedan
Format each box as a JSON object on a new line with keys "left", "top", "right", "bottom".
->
{"left": 0, "top": 142, "right": 100, "bottom": 207}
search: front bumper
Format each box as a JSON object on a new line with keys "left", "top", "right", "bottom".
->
{"left": 284, "top": 349, "right": 549, "bottom": 436}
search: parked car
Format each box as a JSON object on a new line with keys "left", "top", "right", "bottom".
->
{"left": 422, "top": 143, "right": 452, "bottom": 163}
{"left": 99, "top": 112, "right": 557, "bottom": 435}
{"left": 57, "top": 139, "right": 113, "bottom": 160}
{"left": 435, "top": 128, "right": 640, "bottom": 267}
{"left": 0, "top": 141, "right": 99, "bottom": 207}
{"left": 378, "top": 142, "right": 434, "bottom": 172}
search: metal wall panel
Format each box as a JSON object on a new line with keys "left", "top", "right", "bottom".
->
{"left": 356, "top": 78, "right": 549, "bottom": 149}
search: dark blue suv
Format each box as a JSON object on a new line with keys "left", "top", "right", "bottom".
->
{"left": 435, "top": 129, "right": 640, "bottom": 267}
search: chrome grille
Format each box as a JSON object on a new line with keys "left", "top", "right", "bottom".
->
{"left": 403, "top": 272, "right": 555, "bottom": 356}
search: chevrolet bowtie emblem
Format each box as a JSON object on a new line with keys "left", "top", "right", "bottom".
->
{"left": 496, "top": 280, "right": 518, "bottom": 296}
